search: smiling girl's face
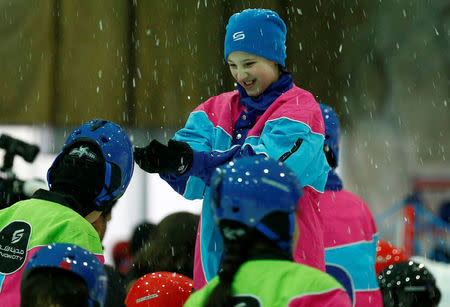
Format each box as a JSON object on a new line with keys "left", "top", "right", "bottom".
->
{"left": 227, "top": 51, "right": 281, "bottom": 97}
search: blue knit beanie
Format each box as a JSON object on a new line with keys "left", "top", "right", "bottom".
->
{"left": 319, "top": 103, "right": 340, "bottom": 167}
{"left": 224, "top": 9, "right": 287, "bottom": 67}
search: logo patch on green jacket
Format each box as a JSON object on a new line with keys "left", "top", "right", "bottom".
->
{"left": 0, "top": 221, "right": 32, "bottom": 274}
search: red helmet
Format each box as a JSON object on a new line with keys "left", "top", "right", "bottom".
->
{"left": 375, "top": 239, "right": 408, "bottom": 275}
{"left": 112, "top": 241, "right": 132, "bottom": 275}
{"left": 125, "top": 272, "right": 194, "bottom": 307}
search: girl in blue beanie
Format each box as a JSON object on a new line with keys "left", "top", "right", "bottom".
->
{"left": 135, "top": 8, "right": 329, "bottom": 290}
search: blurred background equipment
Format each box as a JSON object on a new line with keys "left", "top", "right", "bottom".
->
{"left": 0, "top": 134, "right": 40, "bottom": 169}
{"left": 0, "top": 134, "right": 46, "bottom": 209}
{"left": 376, "top": 174, "right": 450, "bottom": 261}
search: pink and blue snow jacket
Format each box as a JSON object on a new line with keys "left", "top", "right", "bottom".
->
{"left": 319, "top": 171, "right": 382, "bottom": 306}
{"left": 162, "top": 75, "right": 330, "bottom": 289}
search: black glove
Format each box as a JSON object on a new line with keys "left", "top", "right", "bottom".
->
{"left": 134, "top": 139, "right": 193, "bottom": 175}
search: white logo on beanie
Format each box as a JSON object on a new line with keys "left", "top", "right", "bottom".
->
{"left": 232, "top": 31, "right": 245, "bottom": 41}
{"left": 69, "top": 145, "right": 98, "bottom": 161}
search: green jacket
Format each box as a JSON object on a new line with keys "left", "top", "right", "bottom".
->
{"left": 0, "top": 191, "right": 103, "bottom": 306}
{"left": 184, "top": 259, "right": 352, "bottom": 307}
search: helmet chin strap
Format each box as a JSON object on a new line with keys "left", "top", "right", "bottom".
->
{"left": 254, "top": 213, "right": 295, "bottom": 254}
{"left": 95, "top": 162, "right": 112, "bottom": 207}
{"left": 95, "top": 161, "right": 122, "bottom": 209}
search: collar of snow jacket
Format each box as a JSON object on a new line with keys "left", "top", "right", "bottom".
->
{"left": 325, "top": 169, "right": 343, "bottom": 191}
{"left": 32, "top": 189, "right": 91, "bottom": 217}
{"left": 247, "top": 246, "right": 293, "bottom": 262}
{"left": 237, "top": 73, "right": 293, "bottom": 119}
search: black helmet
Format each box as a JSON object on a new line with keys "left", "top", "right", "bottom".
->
{"left": 378, "top": 260, "right": 441, "bottom": 307}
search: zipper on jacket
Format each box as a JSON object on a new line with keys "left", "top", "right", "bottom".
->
{"left": 279, "top": 138, "right": 303, "bottom": 162}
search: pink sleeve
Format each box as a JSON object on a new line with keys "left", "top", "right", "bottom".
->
{"left": 96, "top": 254, "right": 105, "bottom": 265}
{"left": 288, "top": 288, "right": 352, "bottom": 307}
{"left": 193, "top": 216, "right": 207, "bottom": 290}
{"left": 0, "top": 246, "right": 43, "bottom": 307}
{"left": 293, "top": 187, "right": 326, "bottom": 272}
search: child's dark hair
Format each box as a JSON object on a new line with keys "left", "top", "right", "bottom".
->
{"left": 279, "top": 64, "right": 290, "bottom": 74}
{"left": 130, "top": 221, "right": 156, "bottom": 257}
{"left": 204, "top": 212, "right": 293, "bottom": 307}
{"left": 128, "top": 212, "right": 199, "bottom": 280}
{"left": 20, "top": 268, "right": 90, "bottom": 307}
{"left": 204, "top": 220, "right": 251, "bottom": 307}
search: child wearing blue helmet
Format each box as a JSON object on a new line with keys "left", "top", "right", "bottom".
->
{"left": 135, "top": 8, "right": 329, "bottom": 289}
{"left": 183, "top": 156, "right": 351, "bottom": 307}
{"left": 20, "top": 243, "right": 107, "bottom": 307}
{"left": 0, "top": 119, "right": 134, "bottom": 306}
{"left": 317, "top": 104, "right": 382, "bottom": 306}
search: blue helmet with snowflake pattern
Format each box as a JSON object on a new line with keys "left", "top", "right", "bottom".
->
{"left": 22, "top": 243, "right": 107, "bottom": 307}
{"left": 210, "top": 156, "right": 302, "bottom": 253}
{"left": 319, "top": 103, "right": 340, "bottom": 168}
{"left": 47, "top": 119, "right": 134, "bottom": 211}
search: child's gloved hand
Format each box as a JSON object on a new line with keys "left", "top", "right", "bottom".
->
{"left": 134, "top": 139, "right": 193, "bottom": 175}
